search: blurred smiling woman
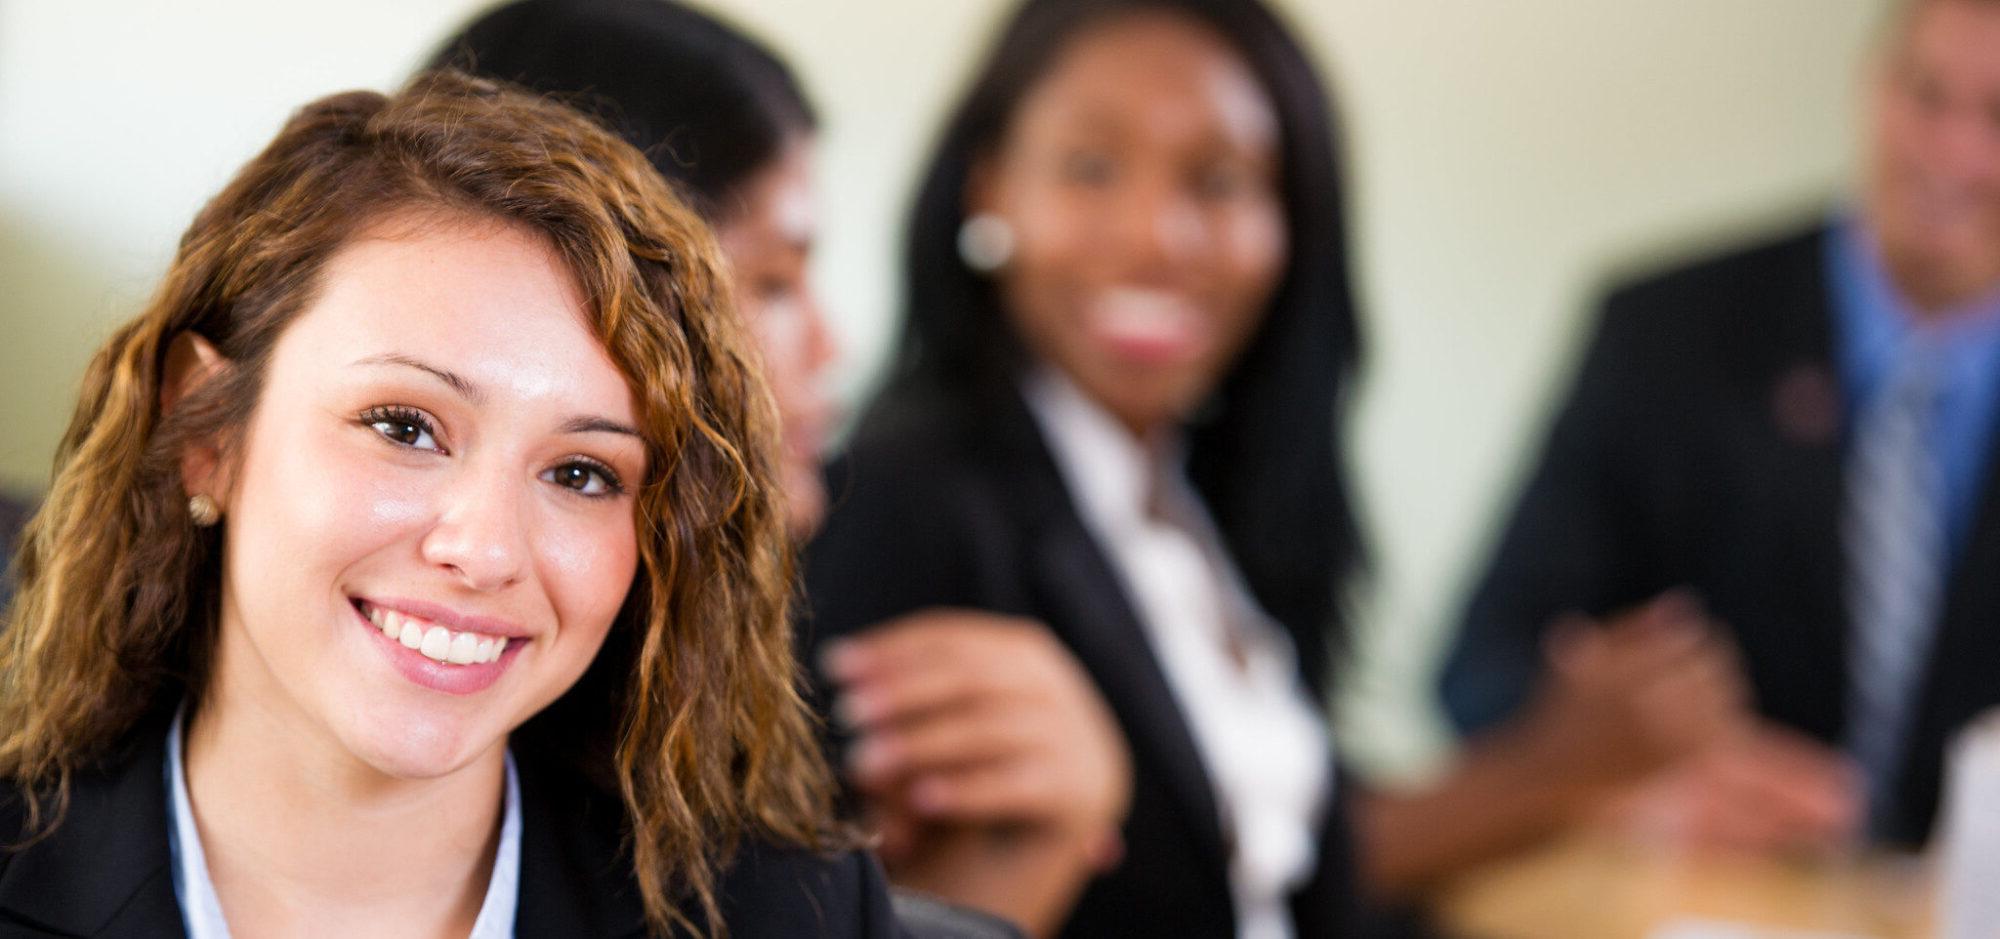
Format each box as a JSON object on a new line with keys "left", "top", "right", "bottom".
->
{"left": 0, "top": 72, "right": 889, "bottom": 937}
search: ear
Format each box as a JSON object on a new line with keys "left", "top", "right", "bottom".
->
{"left": 161, "top": 331, "right": 230, "bottom": 499}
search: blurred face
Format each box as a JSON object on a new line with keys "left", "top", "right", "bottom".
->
{"left": 974, "top": 11, "right": 1287, "bottom": 438}
{"left": 1868, "top": 0, "right": 2000, "bottom": 311}
{"left": 716, "top": 139, "right": 838, "bottom": 536}
{"left": 208, "top": 216, "right": 645, "bottom": 781}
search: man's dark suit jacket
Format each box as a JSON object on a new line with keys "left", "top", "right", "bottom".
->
{"left": 803, "top": 382, "right": 1359, "bottom": 939}
{"left": 1443, "top": 223, "right": 2000, "bottom": 845}
{"left": 0, "top": 719, "right": 902, "bottom": 937}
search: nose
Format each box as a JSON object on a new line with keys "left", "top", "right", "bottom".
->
{"left": 420, "top": 460, "right": 529, "bottom": 593}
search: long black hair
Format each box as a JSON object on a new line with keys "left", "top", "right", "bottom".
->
{"left": 890, "top": 0, "right": 1365, "bottom": 686}
{"left": 429, "top": 0, "right": 815, "bottom": 219}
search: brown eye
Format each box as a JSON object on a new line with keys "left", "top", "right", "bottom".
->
{"left": 543, "top": 460, "right": 621, "bottom": 497}
{"left": 360, "top": 406, "right": 442, "bottom": 452}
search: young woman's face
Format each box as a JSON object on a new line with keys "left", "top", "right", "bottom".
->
{"left": 715, "top": 138, "right": 837, "bottom": 536}
{"left": 975, "top": 11, "right": 1287, "bottom": 437}
{"left": 208, "top": 216, "right": 645, "bottom": 780}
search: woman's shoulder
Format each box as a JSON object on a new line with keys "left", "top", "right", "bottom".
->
{"left": 513, "top": 755, "right": 901, "bottom": 937}
{"left": 710, "top": 840, "right": 900, "bottom": 937}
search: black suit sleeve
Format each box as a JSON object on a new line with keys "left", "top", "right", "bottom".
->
{"left": 1441, "top": 292, "right": 1671, "bottom": 733}
{"left": 802, "top": 446, "right": 982, "bottom": 655}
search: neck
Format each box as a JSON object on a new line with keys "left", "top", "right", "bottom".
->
{"left": 184, "top": 679, "right": 503, "bottom": 938}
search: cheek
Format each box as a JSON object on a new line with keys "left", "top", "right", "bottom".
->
{"left": 232, "top": 420, "right": 423, "bottom": 597}
{"left": 751, "top": 313, "right": 813, "bottom": 403}
{"left": 1218, "top": 205, "right": 1288, "bottom": 327}
{"left": 533, "top": 512, "right": 638, "bottom": 629}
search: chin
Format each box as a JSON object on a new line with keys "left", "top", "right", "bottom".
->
{"left": 341, "top": 706, "right": 502, "bottom": 780}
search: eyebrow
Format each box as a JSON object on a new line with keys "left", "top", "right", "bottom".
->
{"left": 351, "top": 353, "right": 641, "bottom": 440}
{"left": 352, "top": 353, "right": 483, "bottom": 404}
{"left": 560, "top": 416, "right": 643, "bottom": 439}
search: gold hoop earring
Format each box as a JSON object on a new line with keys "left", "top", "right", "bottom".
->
{"left": 189, "top": 494, "right": 221, "bottom": 528}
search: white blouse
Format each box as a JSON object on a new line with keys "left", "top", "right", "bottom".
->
{"left": 1022, "top": 367, "right": 1333, "bottom": 939}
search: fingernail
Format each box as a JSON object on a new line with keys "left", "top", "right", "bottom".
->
{"left": 847, "top": 740, "right": 891, "bottom": 780}
{"left": 833, "top": 692, "right": 872, "bottom": 729}
{"left": 820, "top": 640, "right": 864, "bottom": 681}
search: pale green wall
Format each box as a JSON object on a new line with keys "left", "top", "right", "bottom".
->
{"left": 0, "top": 0, "right": 1892, "bottom": 776}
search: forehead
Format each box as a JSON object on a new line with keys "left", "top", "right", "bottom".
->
{"left": 273, "top": 214, "right": 635, "bottom": 421}
{"left": 1899, "top": 0, "right": 2000, "bottom": 86}
{"left": 1015, "top": 11, "right": 1278, "bottom": 153}
{"left": 718, "top": 139, "right": 816, "bottom": 250}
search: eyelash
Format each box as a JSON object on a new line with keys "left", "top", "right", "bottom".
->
{"left": 360, "top": 405, "right": 443, "bottom": 453}
{"left": 357, "top": 406, "right": 626, "bottom": 499}
{"left": 544, "top": 458, "right": 626, "bottom": 498}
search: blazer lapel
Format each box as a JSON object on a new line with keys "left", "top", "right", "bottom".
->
{"left": 985, "top": 386, "right": 1226, "bottom": 862}
{"left": 511, "top": 758, "right": 649, "bottom": 938}
{"left": 0, "top": 725, "right": 187, "bottom": 938}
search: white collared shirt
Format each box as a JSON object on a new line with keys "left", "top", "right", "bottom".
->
{"left": 1022, "top": 367, "right": 1333, "bottom": 939}
{"left": 164, "top": 707, "right": 522, "bottom": 939}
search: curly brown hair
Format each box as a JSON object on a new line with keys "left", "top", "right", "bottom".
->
{"left": 0, "top": 70, "right": 838, "bottom": 935}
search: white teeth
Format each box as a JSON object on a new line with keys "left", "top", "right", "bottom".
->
{"left": 1092, "top": 288, "right": 1198, "bottom": 345}
{"left": 419, "top": 626, "right": 452, "bottom": 662}
{"left": 447, "top": 632, "right": 480, "bottom": 665}
{"left": 365, "top": 604, "right": 511, "bottom": 666}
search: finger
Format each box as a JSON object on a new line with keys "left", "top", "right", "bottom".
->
{"left": 907, "top": 761, "right": 1062, "bottom": 824}
{"left": 848, "top": 706, "right": 1040, "bottom": 787}
{"left": 823, "top": 609, "right": 1044, "bottom": 682}
{"left": 1709, "top": 734, "right": 1860, "bottom": 839}
{"left": 834, "top": 661, "right": 992, "bottom": 731}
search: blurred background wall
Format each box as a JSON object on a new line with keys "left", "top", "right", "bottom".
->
{"left": 0, "top": 0, "right": 1893, "bottom": 776}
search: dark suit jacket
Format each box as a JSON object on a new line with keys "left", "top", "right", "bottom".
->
{"left": 803, "top": 381, "right": 1359, "bottom": 939}
{"left": 0, "top": 719, "right": 902, "bottom": 937}
{"left": 1444, "top": 223, "right": 2000, "bottom": 845}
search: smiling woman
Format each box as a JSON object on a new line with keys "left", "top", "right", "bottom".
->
{"left": 0, "top": 71, "right": 889, "bottom": 938}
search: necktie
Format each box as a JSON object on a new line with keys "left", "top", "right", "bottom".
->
{"left": 1843, "top": 341, "right": 1947, "bottom": 833}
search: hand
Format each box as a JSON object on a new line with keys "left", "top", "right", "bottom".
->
{"left": 1517, "top": 590, "right": 1751, "bottom": 791}
{"left": 1605, "top": 721, "right": 1863, "bottom": 856}
{"left": 822, "top": 609, "right": 1131, "bottom": 867}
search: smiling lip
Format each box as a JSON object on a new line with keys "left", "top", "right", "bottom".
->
{"left": 1085, "top": 287, "right": 1211, "bottom": 365}
{"left": 350, "top": 596, "right": 528, "bottom": 695}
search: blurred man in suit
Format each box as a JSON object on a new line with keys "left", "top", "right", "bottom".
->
{"left": 1445, "top": 0, "right": 2000, "bottom": 848}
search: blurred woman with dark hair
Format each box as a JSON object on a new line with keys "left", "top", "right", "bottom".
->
{"left": 803, "top": 1, "right": 1363, "bottom": 935}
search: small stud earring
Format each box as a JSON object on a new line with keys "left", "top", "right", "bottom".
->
{"left": 957, "top": 213, "right": 1015, "bottom": 273}
{"left": 188, "top": 494, "right": 221, "bottom": 528}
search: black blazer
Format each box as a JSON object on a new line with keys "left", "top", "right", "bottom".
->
{"left": 0, "top": 720, "right": 902, "bottom": 938}
{"left": 1444, "top": 223, "right": 2000, "bottom": 845}
{"left": 802, "top": 381, "right": 1359, "bottom": 939}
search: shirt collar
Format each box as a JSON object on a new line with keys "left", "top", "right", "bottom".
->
{"left": 1020, "top": 364, "right": 1184, "bottom": 533}
{"left": 165, "top": 706, "right": 522, "bottom": 939}
{"left": 1831, "top": 212, "right": 2000, "bottom": 406}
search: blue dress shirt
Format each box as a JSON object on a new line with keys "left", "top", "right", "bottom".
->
{"left": 1827, "top": 214, "right": 2000, "bottom": 555}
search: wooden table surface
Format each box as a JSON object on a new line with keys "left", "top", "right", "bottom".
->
{"left": 1431, "top": 834, "right": 1935, "bottom": 939}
